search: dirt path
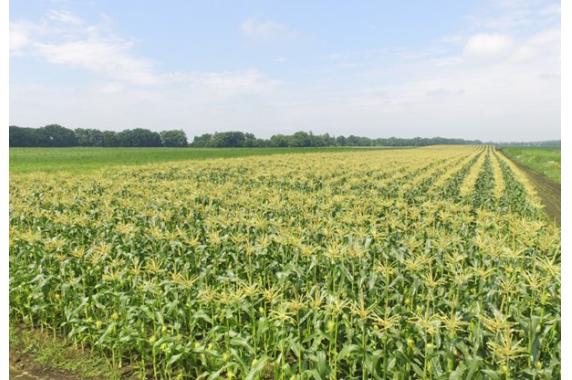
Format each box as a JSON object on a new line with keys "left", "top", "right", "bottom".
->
{"left": 500, "top": 151, "right": 561, "bottom": 225}
{"left": 10, "top": 353, "right": 79, "bottom": 380}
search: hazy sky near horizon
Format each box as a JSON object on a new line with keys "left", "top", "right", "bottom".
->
{"left": 10, "top": 0, "right": 560, "bottom": 141}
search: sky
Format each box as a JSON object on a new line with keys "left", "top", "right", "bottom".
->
{"left": 9, "top": 0, "right": 561, "bottom": 141}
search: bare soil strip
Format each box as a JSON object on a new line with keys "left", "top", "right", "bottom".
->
{"left": 10, "top": 353, "right": 79, "bottom": 380}
{"left": 500, "top": 151, "right": 561, "bottom": 224}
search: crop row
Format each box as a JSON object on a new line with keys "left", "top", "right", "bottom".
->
{"left": 10, "top": 146, "right": 559, "bottom": 379}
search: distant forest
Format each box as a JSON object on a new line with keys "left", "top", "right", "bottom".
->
{"left": 9, "top": 124, "right": 484, "bottom": 148}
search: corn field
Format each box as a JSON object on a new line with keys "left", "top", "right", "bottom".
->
{"left": 9, "top": 146, "right": 560, "bottom": 379}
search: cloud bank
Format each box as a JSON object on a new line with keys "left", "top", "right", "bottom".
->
{"left": 10, "top": 2, "right": 560, "bottom": 141}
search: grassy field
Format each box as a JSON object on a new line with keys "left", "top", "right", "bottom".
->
{"left": 502, "top": 147, "right": 560, "bottom": 183}
{"left": 9, "top": 147, "right": 392, "bottom": 174}
{"left": 10, "top": 324, "right": 122, "bottom": 379}
{"left": 10, "top": 146, "right": 560, "bottom": 378}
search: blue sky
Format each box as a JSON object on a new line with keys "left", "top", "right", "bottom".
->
{"left": 10, "top": 0, "right": 560, "bottom": 140}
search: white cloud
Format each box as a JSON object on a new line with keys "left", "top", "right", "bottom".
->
{"left": 189, "top": 70, "right": 278, "bottom": 95}
{"left": 511, "top": 28, "right": 560, "bottom": 63}
{"left": 431, "top": 56, "right": 464, "bottom": 67}
{"left": 93, "top": 82, "right": 126, "bottom": 94}
{"left": 464, "top": 33, "right": 514, "bottom": 58}
{"left": 10, "top": 23, "right": 31, "bottom": 53}
{"left": 240, "top": 18, "right": 287, "bottom": 39}
{"left": 329, "top": 26, "right": 559, "bottom": 140}
{"left": 9, "top": 5, "right": 560, "bottom": 141}
{"left": 10, "top": 10, "right": 282, "bottom": 94}
{"left": 254, "top": 18, "right": 559, "bottom": 141}
{"left": 11, "top": 11, "right": 160, "bottom": 85}
{"left": 165, "top": 69, "right": 280, "bottom": 100}
{"left": 47, "top": 10, "right": 84, "bottom": 26}
{"left": 10, "top": 9, "right": 284, "bottom": 135}
{"left": 35, "top": 39, "right": 159, "bottom": 85}
{"left": 539, "top": 3, "right": 561, "bottom": 16}
{"left": 468, "top": 0, "right": 560, "bottom": 32}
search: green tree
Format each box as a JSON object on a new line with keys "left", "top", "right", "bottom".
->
{"left": 75, "top": 128, "right": 104, "bottom": 146}
{"left": 116, "top": 129, "right": 162, "bottom": 147}
{"left": 288, "top": 131, "right": 312, "bottom": 147}
{"left": 160, "top": 130, "right": 188, "bottom": 147}
{"left": 270, "top": 134, "right": 289, "bottom": 147}
{"left": 102, "top": 131, "right": 119, "bottom": 147}
{"left": 210, "top": 132, "right": 246, "bottom": 147}
{"left": 9, "top": 126, "right": 39, "bottom": 147}
{"left": 37, "top": 124, "right": 78, "bottom": 147}
{"left": 191, "top": 134, "right": 213, "bottom": 147}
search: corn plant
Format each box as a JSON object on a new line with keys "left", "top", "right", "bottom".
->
{"left": 10, "top": 146, "right": 560, "bottom": 379}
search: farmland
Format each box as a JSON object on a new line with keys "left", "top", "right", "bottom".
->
{"left": 9, "top": 147, "right": 392, "bottom": 174}
{"left": 501, "top": 147, "right": 561, "bottom": 184}
{"left": 9, "top": 146, "right": 560, "bottom": 379}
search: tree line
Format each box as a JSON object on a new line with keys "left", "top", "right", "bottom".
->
{"left": 9, "top": 125, "right": 188, "bottom": 147}
{"left": 191, "top": 131, "right": 481, "bottom": 147}
{"left": 9, "top": 125, "right": 482, "bottom": 148}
